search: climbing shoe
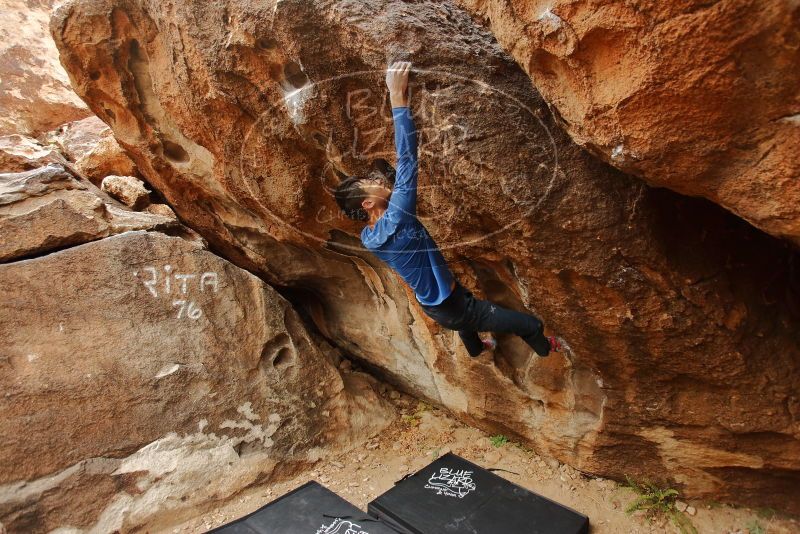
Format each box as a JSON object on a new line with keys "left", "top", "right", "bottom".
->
{"left": 547, "top": 336, "right": 563, "bottom": 353}
{"left": 481, "top": 336, "right": 497, "bottom": 352}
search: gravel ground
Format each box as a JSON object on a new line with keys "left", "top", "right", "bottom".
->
{"left": 172, "top": 386, "right": 799, "bottom": 534}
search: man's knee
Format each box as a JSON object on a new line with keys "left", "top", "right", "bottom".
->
{"left": 438, "top": 318, "right": 463, "bottom": 331}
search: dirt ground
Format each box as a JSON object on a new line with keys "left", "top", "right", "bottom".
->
{"left": 173, "top": 388, "right": 799, "bottom": 534}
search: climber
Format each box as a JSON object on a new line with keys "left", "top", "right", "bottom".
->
{"left": 334, "top": 61, "right": 562, "bottom": 358}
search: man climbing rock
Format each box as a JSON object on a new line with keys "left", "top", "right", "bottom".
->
{"left": 335, "top": 61, "right": 562, "bottom": 358}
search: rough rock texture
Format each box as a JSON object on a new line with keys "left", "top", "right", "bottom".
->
{"left": 0, "top": 135, "right": 65, "bottom": 173}
{"left": 0, "top": 229, "right": 394, "bottom": 533}
{"left": 143, "top": 201, "right": 176, "bottom": 218}
{"left": 457, "top": 0, "right": 800, "bottom": 243}
{"left": 52, "top": 0, "right": 800, "bottom": 513}
{"left": 0, "top": 0, "right": 90, "bottom": 136}
{"left": 101, "top": 174, "right": 150, "bottom": 208}
{"left": 0, "top": 164, "right": 175, "bottom": 262}
{"left": 47, "top": 116, "right": 140, "bottom": 185}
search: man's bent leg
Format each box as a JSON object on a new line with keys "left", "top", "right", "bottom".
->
{"left": 519, "top": 319, "right": 551, "bottom": 356}
{"left": 459, "top": 287, "right": 551, "bottom": 356}
{"left": 420, "top": 284, "right": 487, "bottom": 357}
{"left": 458, "top": 330, "right": 484, "bottom": 357}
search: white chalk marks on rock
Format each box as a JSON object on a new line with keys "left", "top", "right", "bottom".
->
{"left": 132, "top": 264, "right": 220, "bottom": 320}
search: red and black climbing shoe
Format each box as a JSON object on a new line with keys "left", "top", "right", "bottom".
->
{"left": 547, "top": 336, "right": 563, "bottom": 353}
{"left": 481, "top": 336, "right": 498, "bottom": 352}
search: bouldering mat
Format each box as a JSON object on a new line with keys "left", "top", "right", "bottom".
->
{"left": 208, "top": 480, "right": 398, "bottom": 534}
{"left": 367, "top": 453, "right": 589, "bottom": 534}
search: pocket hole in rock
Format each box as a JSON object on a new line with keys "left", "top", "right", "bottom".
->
{"left": 259, "top": 332, "right": 294, "bottom": 371}
{"left": 272, "top": 346, "right": 294, "bottom": 368}
{"left": 312, "top": 132, "right": 328, "bottom": 148}
{"left": 162, "top": 140, "right": 189, "bottom": 163}
{"left": 257, "top": 37, "right": 277, "bottom": 50}
{"left": 283, "top": 62, "right": 309, "bottom": 89}
{"left": 90, "top": 71, "right": 101, "bottom": 81}
{"left": 130, "top": 39, "right": 143, "bottom": 60}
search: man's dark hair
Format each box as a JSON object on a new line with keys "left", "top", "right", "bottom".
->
{"left": 334, "top": 177, "right": 369, "bottom": 221}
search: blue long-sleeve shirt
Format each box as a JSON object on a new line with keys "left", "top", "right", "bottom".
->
{"left": 361, "top": 106, "right": 455, "bottom": 306}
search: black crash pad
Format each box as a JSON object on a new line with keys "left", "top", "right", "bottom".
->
{"left": 207, "top": 480, "right": 398, "bottom": 534}
{"left": 367, "top": 453, "right": 589, "bottom": 534}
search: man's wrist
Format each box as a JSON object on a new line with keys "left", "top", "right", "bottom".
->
{"left": 390, "top": 92, "right": 408, "bottom": 108}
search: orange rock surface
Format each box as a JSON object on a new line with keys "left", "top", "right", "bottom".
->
{"left": 48, "top": 0, "right": 800, "bottom": 516}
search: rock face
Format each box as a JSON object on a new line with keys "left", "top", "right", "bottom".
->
{"left": 0, "top": 228, "right": 393, "bottom": 533}
{"left": 457, "top": 0, "right": 800, "bottom": 243}
{"left": 0, "top": 0, "right": 90, "bottom": 135}
{"left": 0, "top": 158, "right": 393, "bottom": 531}
{"left": 0, "top": 164, "right": 174, "bottom": 262}
{"left": 0, "top": 135, "right": 64, "bottom": 173}
{"left": 101, "top": 174, "right": 150, "bottom": 208}
{"left": 51, "top": 0, "right": 800, "bottom": 514}
{"left": 46, "top": 116, "right": 140, "bottom": 186}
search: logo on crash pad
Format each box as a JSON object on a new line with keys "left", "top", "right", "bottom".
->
{"left": 316, "top": 517, "right": 371, "bottom": 534}
{"left": 424, "top": 467, "right": 476, "bottom": 498}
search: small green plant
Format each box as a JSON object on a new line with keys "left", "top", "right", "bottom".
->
{"left": 623, "top": 476, "right": 697, "bottom": 534}
{"left": 400, "top": 413, "right": 421, "bottom": 425}
{"left": 400, "top": 401, "right": 432, "bottom": 426}
{"left": 747, "top": 519, "right": 766, "bottom": 534}
{"left": 489, "top": 434, "right": 509, "bottom": 447}
{"left": 415, "top": 401, "right": 432, "bottom": 413}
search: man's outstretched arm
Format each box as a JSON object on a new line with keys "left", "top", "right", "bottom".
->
{"left": 386, "top": 61, "right": 417, "bottom": 220}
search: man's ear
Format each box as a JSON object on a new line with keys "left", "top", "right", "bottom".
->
{"left": 362, "top": 198, "right": 374, "bottom": 210}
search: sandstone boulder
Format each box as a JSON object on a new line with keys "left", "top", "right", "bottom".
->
{"left": 0, "top": 0, "right": 90, "bottom": 136}
{"left": 0, "top": 135, "right": 65, "bottom": 173}
{"left": 51, "top": 0, "right": 800, "bottom": 513}
{"left": 0, "top": 164, "right": 175, "bottom": 262}
{"left": 0, "top": 230, "right": 394, "bottom": 533}
{"left": 457, "top": 0, "right": 800, "bottom": 243}
{"left": 47, "top": 116, "right": 140, "bottom": 186}
{"left": 101, "top": 174, "right": 150, "bottom": 208}
{"left": 144, "top": 202, "right": 177, "bottom": 218}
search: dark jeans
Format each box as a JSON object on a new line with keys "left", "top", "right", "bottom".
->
{"left": 419, "top": 281, "right": 550, "bottom": 357}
